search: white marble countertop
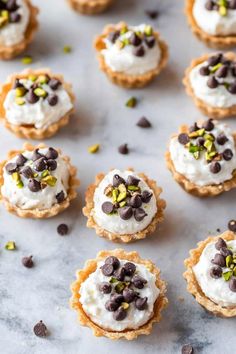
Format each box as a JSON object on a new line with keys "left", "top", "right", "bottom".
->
{"left": 0, "top": 1, "right": 236, "bottom": 353}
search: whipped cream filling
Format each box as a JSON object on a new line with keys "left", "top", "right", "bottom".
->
{"left": 170, "top": 123, "right": 236, "bottom": 186}
{"left": 193, "top": 0, "right": 236, "bottom": 36}
{"left": 1, "top": 148, "right": 69, "bottom": 210}
{"left": 0, "top": 0, "right": 30, "bottom": 47}
{"left": 92, "top": 169, "right": 157, "bottom": 235}
{"left": 193, "top": 240, "right": 236, "bottom": 307}
{"left": 189, "top": 61, "right": 236, "bottom": 108}
{"left": 79, "top": 259, "right": 159, "bottom": 331}
{"left": 4, "top": 78, "right": 73, "bottom": 129}
{"left": 102, "top": 24, "right": 161, "bottom": 76}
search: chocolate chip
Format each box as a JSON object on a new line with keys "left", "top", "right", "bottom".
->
{"left": 134, "top": 208, "right": 147, "bottom": 222}
{"left": 20, "top": 166, "right": 33, "bottom": 179}
{"left": 47, "top": 94, "right": 58, "bottom": 106}
{"left": 135, "top": 297, "right": 147, "bottom": 310}
{"left": 141, "top": 190, "right": 153, "bottom": 203}
{"left": 105, "top": 256, "right": 120, "bottom": 270}
{"left": 45, "top": 147, "right": 58, "bottom": 160}
{"left": 5, "top": 162, "right": 18, "bottom": 174}
{"left": 189, "top": 122, "right": 199, "bottom": 133}
{"left": 13, "top": 78, "right": 23, "bottom": 89}
{"left": 26, "top": 89, "right": 39, "bottom": 104}
{"left": 105, "top": 300, "right": 119, "bottom": 312}
{"left": 48, "top": 78, "right": 61, "bottom": 90}
{"left": 229, "top": 277, "right": 236, "bottom": 292}
{"left": 22, "top": 255, "right": 34, "bottom": 268}
{"left": 207, "top": 76, "right": 218, "bottom": 89}
{"left": 16, "top": 154, "right": 27, "bottom": 167}
{"left": 99, "top": 282, "right": 112, "bottom": 294}
{"left": 145, "top": 10, "right": 158, "bottom": 19}
{"left": 113, "top": 267, "right": 126, "bottom": 281}
{"left": 110, "top": 293, "right": 124, "bottom": 304}
{"left": 196, "top": 137, "right": 205, "bottom": 147}
{"left": 228, "top": 83, "right": 236, "bottom": 94}
{"left": 229, "top": 0, "right": 236, "bottom": 9}
{"left": 101, "top": 264, "right": 114, "bottom": 276}
{"left": 210, "top": 266, "right": 222, "bottom": 279}
{"left": 216, "top": 133, "right": 228, "bottom": 145}
{"left": 32, "top": 149, "right": 43, "bottom": 162}
{"left": 126, "top": 175, "right": 140, "bottom": 186}
{"left": 129, "top": 33, "right": 142, "bottom": 47}
{"left": 133, "top": 45, "right": 145, "bottom": 57}
{"left": 113, "top": 174, "right": 126, "bottom": 187}
{"left": 57, "top": 223, "right": 69, "bottom": 236}
{"left": 223, "top": 149, "right": 233, "bottom": 161}
{"left": 47, "top": 159, "right": 57, "bottom": 171}
{"left": 113, "top": 307, "right": 127, "bottom": 321}
{"left": 211, "top": 253, "right": 226, "bottom": 267}
{"left": 202, "top": 119, "right": 214, "bottom": 131}
{"left": 215, "top": 237, "right": 227, "bottom": 250}
{"left": 228, "top": 219, "right": 236, "bottom": 232}
{"left": 6, "top": 0, "right": 19, "bottom": 11}
{"left": 56, "top": 191, "right": 65, "bottom": 203}
{"left": 28, "top": 179, "right": 41, "bottom": 192}
{"left": 210, "top": 161, "right": 221, "bottom": 174}
{"left": 178, "top": 133, "right": 189, "bottom": 145}
{"left": 208, "top": 53, "right": 222, "bottom": 66}
{"left": 205, "top": 0, "right": 214, "bottom": 10}
{"left": 34, "top": 157, "right": 47, "bottom": 172}
{"left": 199, "top": 66, "right": 210, "bottom": 76}
{"left": 220, "top": 247, "right": 233, "bottom": 257}
{"left": 132, "top": 275, "right": 147, "bottom": 289}
{"left": 108, "top": 30, "right": 120, "bottom": 43}
{"left": 124, "top": 262, "right": 136, "bottom": 276}
{"left": 145, "top": 36, "right": 156, "bottom": 48}
{"left": 129, "top": 194, "right": 142, "bottom": 208}
{"left": 136, "top": 116, "right": 151, "bottom": 128}
{"left": 10, "top": 11, "right": 21, "bottom": 23}
{"left": 102, "top": 201, "right": 114, "bottom": 214}
{"left": 33, "top": 320, "right": 48, "bottom": 338}
{"left": 215, "top": 65, "right": 228, "bottom": 78}
{"left": 123, "top": 288, "right": 136, "bottom": 303}
{"left": 182, "top": 344, "right": 194, "bottom": 354}
{"left": 119, "top": 206, "right": 133, "bottom": 220}
{"left": 118, "top": 143, "right": 129, "bottom": 155}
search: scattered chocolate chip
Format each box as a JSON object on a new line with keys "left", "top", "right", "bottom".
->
{"left": 229, "top": 277, "right": 236, "bottom": 292}
{"left": 229, "top": 0, "right": 236, "bottom": 9}
{"left": 113, "top": 267, "right": 126, "bottom": 281}
{"left": 189, "top": 122, "right": 199, "bottom": 133}
{"left": 56, "top": 191, "right": 65, "bottom": 203}
{"left": 22, "top": 255, "right": 34, "bottom": 268}
{"left": 118, "top": 143, "right": 129, "bottom": 155}
{"left": 228, "top": 219, "right": 236, "bottom": 232}
{"left": 132, "top": 275, "right": 147, "bottom": 289}
{"left": 26, "top": 89, "right": 39, "bottom": 104}
{"left": 10, "top": 12, "right": 21, "bottom": 23}
{"left": 47, "top": 159, "right": 57, "bottom": 171}
{"left": 211, "top": 253, "right": 226, "bottom": 267}
{"left": 215, "top": 65, "right": 228, "bottom": 78}
{"left": 45, "top": 147, "right": 58, "bottom": 160}
{"left": 6, "top": 0, "right": 19, "bottom": 11}
{"left": 207, "top": 76, "right": 218, "bottom": 89}
{"left": 145, "top": 10, "right": 158, "bottom": 19}
{"left": 5, "top": 162, "right": 18, "bottom": 174}
{"left": 101, "top": 264, "right": 114, "bottom": 277}
{"left": 215, "top": 237, "right": 227, "bottom": 250}
{"left": 32, "top": 149, "right": 43, "bottom": 162}
{"left": 119, "top": 206, "right": 133, "bottom": 220}
{"left": 136, "top": 116, "right": 151, "bottom": 128}
{"left": 196, "top": 137, "right": 205, "bottom": 147}
{"left": 129, "top": 194, "right": 142, "bottom": 208}
{"left": 202, "top": 119, "right": 214, "bottom": 131}
{"left": 102, "top": 201, "right": 114, "bottom": 214}
{"left": 20, "top": 166, "right": 34, "bottom": 179}
{"left": 105, "top": 256, "right": 120, "bottom": 270}
{"left": 99, "top": 282, "right": 112, "bottom": 294}
{"left": 133, "top": 45, "right": 145, "bottom": 57}
{"left": 13, "top": 78, "right": 23, "bottom": 89}
{"left": 141, "top": 190, "right": 153, "bottom": 203}
{"left": 199, "top": 66, "right": 210, "bottom": 76}
{"left": 228, "top": 83, "right": 236, "bottom": 94}
{"left": 110, "top": 293, "right": 124, "bottom": 304}
{"left": 113, "top": 307, "right": 127, "bottom": 321}
{"left": 210, "top": 266, "right": 222, "bottom": 279}
{"left": 34, "top": 157, "right": 47, "bottom": 172}
{"left": 129, "top": 32, "right": 142, "bottom": 46}
{"left": 48, "top": 78, "right": 61, "bottom": 90}
{"left": 134, "top": 208, "right": 147, "bottom": 222}
{"left": 57, "top": 223, "right": 69, "bottom": 236}
{"left": 127, "top": 175, "right": 140, "bottom": 186}
{"left": 178, "top": 133, "right": 189, "bottom": 145}
{"left": 210, "top": 161, "right": 221, "bottom": 174}
{"left": 47, "top": 94, "right": 58, "bottom": 106}
{"left": 145, "top": 36, "right": 156, "bottom": 48}
{"left": 28, "top": 179, "right": 41, "bottom": 192}
{"left": 223, "top": 149, "right": 233, "bottom": 161}
{"left": 113, "top": 174, "right": 126, "bottom": 187}
{"left": 220, "top": 247, "right": 233, "bottom": 257}
{"left": 105, "top": 300, "right": 119, "bottom": 312}
{"left": 123, "top": 288, "right": 136, "bottom": 303}
{"left": 181, "top": 344, "right": 194, "bottom": 354}
{"left": 108, "top": 30, "right": 120, "bottom": 43}
{"left": 16, "top": 154, "right": 27, "bottom": 167}
{"left": 208, "top": 53, "right": 222, "bottom": 66}
{"left": 124, "top": 262, "right": 136, "bottom": 276}
{"left": 135, "top": 297, "right": 147, "bottom": 310}
{"left": 33, "top": 320, "right": 48, "bottom": 338}
{"left": 216, "top": 133, "right": 228, "bottom": 145}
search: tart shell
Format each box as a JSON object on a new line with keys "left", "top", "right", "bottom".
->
{"left": 83, "top": 169, "right": 166, "bottom": 243}
{"left": 185, "top": 0, "right": 236, "bottom": 49}
{"left": 184, "top": 230, "right": 236, "bottom": 317}
{"left": 0, "top": 142, "right": 79, "bottom": 218}
{"left": 67, "top": 0, "right": 113, "bottom": 14}
{"left": 165, "top": 124, "right": 236, "bottom": 197}
{"left": 70, "top": 249, "right": 168, "bottom": 340}
{"left": 183, "top": 52, "right": 236, "bottom": 119}
{"left": 94, "top": 22, "right": 169, "bottom": 89}
{"left": 0, "top": 68, "right": 75, "bottom": 140}
{"left": 0, "top": 0, "right": 39, "bottom": 60}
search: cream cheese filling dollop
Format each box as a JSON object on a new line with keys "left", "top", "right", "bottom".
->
{"left": 1, "top": 148, "right": 69, "bottom": 210}
{"left": 193, "top": 0, "right": 236, "bottom": 36}
{"left": 0, "top": 0, "right": 30, "bottom": 47}
{"left": 92, "top": 169, "right": 157, "bottom": 235}
{"left": 102, "top": 24, "right": 161, "bottom": 76}
{"left": 169, "top": 122, "right": 236, "bottom": 186}
{"left": 193, "top": 240, "right": 236, "bottom": 308}
{"left": 79, "top": 259, "right": 159, "bottom": 331}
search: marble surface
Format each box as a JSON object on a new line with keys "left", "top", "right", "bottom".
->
{"left": 0, "top": 1, "right": 236, "bottom": 353}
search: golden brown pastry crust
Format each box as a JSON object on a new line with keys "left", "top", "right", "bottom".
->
{"left": 184, "top": 231, "right": 236, "bottom": 317}
{"left": 0, "top": 68, "right": 75, "bottom": 139}
{"left": 70, "top": 249, "right": 168, "bottom": 340}
{"left": 94, "top": 22, "right": 169, "bottom": 89}
{"left": 0, "top": 143, "right": 79, "bottom": 218}
{"left": 83, "top": 169, "right": 166, "bottom": 243}
{"left": 67, "top": 0, "right": 113, "bottom": 14}
{"left": 185, "top": 0, "right": 236, "bottom": 49}
{"left": 183, "top": 52, "right": 236, "bottom": 119}
{"left": 165, "top": 124, "right": 236, "bottom": 197}
{"left": 0, "top": 0, "right": 39, "bottom": 60}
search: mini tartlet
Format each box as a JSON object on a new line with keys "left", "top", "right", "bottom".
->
{"left": 67, "top": 0, "right": 113, "bottom": 15}
{"left": 183, "top": 52, "right": 236, "bottom": 119}
{"left": 185, "top": 0, "right": 236, "bottom": 49}
{"left": 83, "top": 169, "right": 166, "bottom": 243}
{"left": 0, "top": 68, "right": 75, "bottom": 139}
{"left": 184, "top": 231, "right": 236, "bottom": 317}
{"left": 70, "top": 249, "right": 168, "bottom": 340}
{"left": 0, "top": 0, "right": 38, "bottom": 60}
{"left": 165, "top": 119, "right": 236, "bottom": 197}
{"left": 94, "top": 22, "right": 168, "bottom": 89}
{"left": 0, "top": 143, "right": 79, "bottom": 218}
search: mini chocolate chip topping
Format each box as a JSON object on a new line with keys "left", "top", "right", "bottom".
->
{"left": 215, "top": 237, "right": 227, "bottom": 250}
{"left": 141, "top": 190, "right": 153, "bottom": 203}
{"left": 199, "top": 66, "right": 210, "bottom": 76}
{"left": 102, "top": 201, "right": 114, "bottom": 214}
{"left": 99, "top": 282, "right": 112, "bottom": 294}
{"left": 105, "top": 300, "right": 120, "bottom": 312}
{"left": 202, "top": 119, "right": 214, "bottom": 131}
{"left": 210, "top": 266, "right": 222, "bottom": 279}
{"left": 16, "top": 154, "right": 27, "bottom": 167}
{"left": 113, "top": 174, "right": 126, "bottom": 187}
{"left": 26, "top": 89, "right": 39, "bottom": 104}
{"left": 32, "top": 149, "right": 43, "bottom": 162}
{"left": 48, "top": 78, "right": 61, "bottom": 90}
{"left": 136, "top": 116, "right": 152, "bottom": 128}
{"left": 105, "top": 256, "right": 120, "bottom": 270}
{"left": 33, "top": 320, "right": 48, "bottom": 338}
{"left": 129, "top": 194, "right": 142, "bottom": 208}
{"left": 101, "top": 264, "right": 114, "bottom": 277}
{"left": 210, "top": 161, "right": 221, "bottom": 174}
{"left": 45, "top": 147, "right": 58, "bottom": 160}
{"left": 228, "top": 219, "right": 236, "bottom": 232}
{"left": 223, "top": 148, "right": 233, "bottom": 161}
{"left": 0, "top": 0, "right": 21, "bottom": 29}
{"left": 127, "top": 175, "right": 140, "bottom": 186}
{"left": 47, "top": 94, "right": 58, "bottom": 106}
{"left": 229, "top": 277, "right": 236, "bottom": 292}
{"left": 212, "top": 253, "right": 226, "bottom": 267}
{"left": 178, "top": 133, "right": 189, "bottom": 145}
{"left": 56, "top": 191, "right": 65, "bottom": 203}
{"left": 113, "top": 267, "right": 126, "bottom": 281}
{"left": 181, "top": 344, "right": 194, "bottom": 354}
{"left": 132, "top": 274, "right": 147, "bottom": 289}
{"left": 129, "top": 32, "right": 142, "bottom": 46}
{"left": 20, "top": 166, "right": 34, "bottom": 179}
{"left": 119, "top": 206, "right": 133, "bottom": 220}
{"left": 145, "top": 10, "right": 159, "bottom": 19}
{"left": 108, "top": 30, "right": 120, "bottom": 43}
{"left": 220, "top": 246, "right": 233, "bottom": 257}
{"left": 134, "top": 208, "right": 147, "bottom": 222}
{"left": 205, "top": 0, "right": 236, "bottom": 13}
{"left": 123, "top": 288, "right": 136, "bottom": 303}
{"left": 216, "top": 133, "right": 228, "bottom": 145}
{"left": 57, "top": 224, "right": 69, "bottom": 236}
{"left": 113, "top": 307, "right": 127, "bottom": 321}
{"left": 133, "top": 45, "right": 145, "bottom": 57}
{"left": 28, "top": 179, "right": 41, "bottom": 192}
{"left": 135, "top": 297, "right": 147, "bottom": 310}
{"left": 34, "top": 157, "right": 47, "bottom": 172}
{"left": 207, "top": 76, "right": 218, "bottom": 89}
{"left": 5, "top": 162, "right": 18, "bottom": 174}
{"left": 22, "top": 255, "right": 34, "bottom": 268}
{"left": 47, "top": 159, "right": 57, "bottom": 171}
{"left": 118, "top": 143, "right": 129, "bottom": 155}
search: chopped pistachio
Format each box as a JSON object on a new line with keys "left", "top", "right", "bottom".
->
{"left": 34, "top": 87, "right": 47, "bottom": 98}
{"left": 41, "top": 175, "right": 57, "bottom": 187}
{"left": 0, "top": 16, "right": 8, "bottom": 28}
{"left": 33, "top": 173, "right": 38, "bottom": 178}
{"left": 115, "top": 282, "right": 125, "bottom": 293}
{"left": 122, "top": 38, "right": 130, "bottom": 46}
{"left": 193, "top": 151, "right": 200, "bottom": 160}
{"left": 112, "top": 189, "right": 119, "bottom": 202}
{"left": 117, "top": 191, "right": 127, "bottom": 202}
{"left": 116, "top": 40, "right": 125, "bottom": 49}
{"left": 38, "top": 75, "right": 49, "bottom": 84}
{"left": 211, "top": 63, "right": 223, "bottom": 73}
{"left": 144, "top": 25, "right": 153, "bottom": 36}
{"left": 88, "top": 144, "right": 100, "bottom": 154}
{"left": 204, "top": 133, "right": 215, "bottom": 141}
{"left": 233, "top": 268, "right": 236, "bottom": 276}
{"left": 104, "top": 184, "right": 113, "bottom": 197}
{"left": 16, "top": 181, "right": 24, "bottom": 189}
{"left": 119, "top": 201, "right": 126, "bottom": 207}
{"left": 15, "top": 87, "right": 26, "bottom": 97}
{"left": 109, "top": 277, "right": 118, "bottom": 284}
{"left": 12, "top": 172, "right": 20, "bottom": 182}
{"left": 118, "top": 183, "right": 126, "bottom": 193}
{"left": 41, "top": 170, "right": 49, "bottom": 178}
{"left": 121, "top": 302, "right": 129, "bottom": 310}
{"left": 1, "top": 10, "right": 9, "bottom": 20}
{"left": 226, "top": 255, "right": 233, "bottom": 268}
{"left": 63, "top": 45, "right": 72, "bottom": 53}
{"left": 126, "top": 96, "right": 137, "bottom": 108}
{"left": 127, "top": 185, "right": 139, "bottom": 191}
{"left": 21, "top": 56, "right": 33, "bottom": 65}
{"left": 223, "top": 270, "right": 233, "bottom": 281}
{"left": 120, "top": 26, "right": 128, "bottom": 35}
{"left": 15, "top": 97, "right": 25, "bottom": 105}
{"left": 219, "top": 5, "right": 227, "bottom": 16}
{"left": 5, "top": 241, "right": 16, "bottom": 250}
{"left": 28, "top": 74, "right": 37, "bottom": 82}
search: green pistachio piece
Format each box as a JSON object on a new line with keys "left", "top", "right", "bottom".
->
{"left": 12, "top": 172, "right": 20, "bottom": 182}
{"left": 0, "top": 16, "right": 7, "bottom": 28}
{"left": 219, "top": 5, "right": 227, "bottom": 16}
{"left": 112, "top": 189, "right": 119, "bottom": 202}
{"left": 117, "top": 191, "right": 127, "bottom": 202}
{"left": 226, "top": 255, "right": 233, "bottom": 268}
{"left": 115, "top": 282, "right": 125, "bottom": 293}
{"left": 189, "top": 144, "right": 199, "bottom": 153}
{"left": 204, "top": 140, "right": 213, "bottom": 151}
{"left": 21, "top": 56, "right": 33, "bottom": 65}
{"left": 88, "top": 144, "right": 100, "bottom": 154}
{"left": 41, "top": 175, "right": 57, "bottom": 187}
{"left": 119, "top": 201, "right": 126, "bottom": 208}
{"left": 33, "top": 173, "right": 38, "bottom": 178}
{"left": 15, "top": 97, "right": 25, "bottom": 106}
{"left": 5, "top": 241, "right": 16, "bottom": 250}
{"left": 118, "top": 183, "right": 126, "bottom": 193}
{"left": 41, "top": 170, "right": 49, "bottom": 178}
{"left": 223, "top": 270, "right": 233, "bottom": 281}
{"left": 121, "top": 302, "right": 129, "bottom": 310}
{"left": 127, "top": 185, "right": 139, "bottom": 191}
{"left": 34, "top": 88, "right": 47, "bottom": 98}
{"left": 15, "top": 87, "right": 26, "bottom": 97}
{"left": 120, "top": 26, "right": 128, "bottom": 35}
{"left": 204, "top": 133, "right": 215, "bottom": 142}
{"left": 28, "top": 74, "right": 37, "bottom": 82}
{"left": 233, "top": 268, "right": 236, "bottom": 276}
{"left": 104, "top": 184, "right": 113, "bottom": 197}
{"left": 37, "top": 74, "right": 49, "bottom": 84}
{"left": 116, "top": 40, "right": 125, "bottom": 49}
{"left": 122, "top": 38, "right": 130, "bottom": 46}
{"left": 211, "top": 63, "right": 223, "bottom": 73}
{"left": 63, "top": 45, "right": 72, "bottom": 53}
{"left": 126, "top": 97, "right": 137, "bottom": 108}
{"left": 193, "top": 151, "right": 200, "bottom": 160}
{"left": 16, "top": 180, "right": 24, "bottom": 189}
{"left": 144, "top": 25, "right": 153, "bottom": 36}
{"left": 1, "top": 10, "right": 9, "bottom": 19}
{"left": 109, "top": 277, "right": 118, "bottom": 284}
